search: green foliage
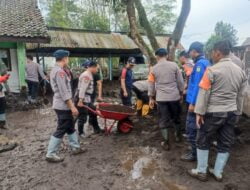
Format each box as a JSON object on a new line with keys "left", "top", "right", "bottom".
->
{"left": 46, "top": 0, "right": 80, "bottom": 28}
{"left": 46, "top": 0, "right": 110, "bottom": 30}
{"left": 144, "top": 0, "right": 177, "bottom": 33}
{"left": 80, "top": 11, "right": 110, "bottom": 31}
{"left": 205, "top": 21, "right": 238, "bottom": 53}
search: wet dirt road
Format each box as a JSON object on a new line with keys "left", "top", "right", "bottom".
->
{"left": 1, "top": 108, "right": 250, "bottom": 190}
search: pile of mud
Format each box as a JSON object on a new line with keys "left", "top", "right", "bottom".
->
{"left": 99, "top": 104, "right": 136, "bottom": 114}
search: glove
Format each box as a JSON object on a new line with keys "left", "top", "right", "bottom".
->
{"left": 0, "top": 74, "right": 10, "bottom": 83}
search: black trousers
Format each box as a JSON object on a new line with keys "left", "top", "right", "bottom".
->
{"left": 26, "top": 80, "right": 39, "bottom": 99}
{"left": 77, "top": 102, "right": 100, "bottom": 135}
{"left": 197, "top": 112, "right": 237, "bottom": 153}
{"left": 53, "top": 110, "right": 75, "bottom": 139}
{"left": 157, "top": 101, "right": 181, "bottom": 129}
{"left": 132, "top": 85, "right": 149, "bottom": 104}
{"left": 121, "top": 88, "right": 132, "bottom": 106}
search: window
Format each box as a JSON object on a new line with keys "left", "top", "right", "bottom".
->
{"left": 0, "top": 49, "right": 11, "bottom": 72}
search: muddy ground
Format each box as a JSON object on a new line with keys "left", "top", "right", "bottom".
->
{"left": 1, "top": 103, "right": 250, "bottom": 190}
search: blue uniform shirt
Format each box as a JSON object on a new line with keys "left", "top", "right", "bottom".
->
{"left": 121, "top": 68, "right": 134, "bottom": 89}
{"left": 186, "top": 55, "right": 210, "bottom": 105}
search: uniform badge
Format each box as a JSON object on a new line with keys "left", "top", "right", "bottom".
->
{"left": 83, "top": 76, "right": 90, "bottom": 83}
{"left": 59, "top": 71, "right": 65, "bottom": 78}
{"left": 196, "top": 66, "right": 201, "bottom": 72}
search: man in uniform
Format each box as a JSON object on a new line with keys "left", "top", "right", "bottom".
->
{"left": 76, "top": 61, "right": 102, "bottom": 137}
{"left": 178, "top": 51, "right": 194, "bottom": 105}
{"left": 148, "top": 48, "right": 184, "bottom": 150}
{"left": 46, "top": 50, "right": 85, "bottom": 163}
{"left": 132, "top": 80, "right": 150, "bottom": 116}
{"left": 25, "top": 55, "right": 47, "bottom": 103}
{"left": 188, "top": 41, "right": 247, "bottom": 182}
{"left": 181, "top": 42, "right": 210, "bottom": 162}
{"left": 120, "top": 57, "right": 136, "bottom": 106}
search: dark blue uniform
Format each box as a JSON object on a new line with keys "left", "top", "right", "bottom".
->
{"left": 121, "top": 67, "right": 133, "bottom": 106}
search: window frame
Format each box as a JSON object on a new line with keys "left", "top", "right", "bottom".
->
{"left": 0, "top": 48, "right": 12, "bottom": 71}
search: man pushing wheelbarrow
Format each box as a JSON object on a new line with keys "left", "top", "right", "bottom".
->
{"left": 75, "top": 60, "right": 136, "bottom": 137}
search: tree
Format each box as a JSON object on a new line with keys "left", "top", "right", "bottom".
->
{"left": 205, "top": 21, "right": 238, "bottom": 53}
{"left": 143, "top": 0, "right": 177, "bottom": 34}
{"left": 134, "top": 0, "right": 160, "bottom": 51}
{"left": 167, "top": 0, "right": 191, "bottom": 61}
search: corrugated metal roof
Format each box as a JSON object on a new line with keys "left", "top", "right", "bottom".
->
{"left": 242, "top": 37, "right": 250, "bottom": 46}
{"left": 26, "top": 28, "right": 181, "bottom": 51}
{"left": 0, "top": 0, "right": 49, "bottom": 43}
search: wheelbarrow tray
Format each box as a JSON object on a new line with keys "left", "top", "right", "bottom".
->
{"left": 98, "top": 103, "right": 136, "bottom": 120}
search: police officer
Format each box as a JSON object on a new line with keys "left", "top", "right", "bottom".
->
{"left": 181, "top": 42, "right": 210, "bottom": 162}
{"left": 76, "top": 61, "right": 102, "bottom": 137}
{"left": 120, "top": 57, "right": 136, "bottom": 106}
{"left": 148, "top": 48, "right": 184, "bottom": 150}
{"left": 46, "top": 50, "right": 85, "bottom": 163}
{"left": 188, "top": 40, "right": 247, "bottom": 182}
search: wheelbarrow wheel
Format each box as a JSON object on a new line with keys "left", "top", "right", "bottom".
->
{"left": 117, "top": 119, "right": 133, "bottom": 134}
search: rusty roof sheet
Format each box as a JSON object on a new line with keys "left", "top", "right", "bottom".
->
{"left": 0, "top": 0, "right": 50, "bottom": 43}
{"left": 27, "top": 28, "right": 182, "bottom": 51}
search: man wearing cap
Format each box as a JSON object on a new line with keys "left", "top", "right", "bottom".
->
{"left": 181, "top": 42, "right": 210, "bottom": 162}
{"left": 46, "top": 50, "right": 85, "bottom": 163}
{"left": 148, "top": 48, "right": 184, "bottom": 150}
{"left": 188, "top": 40, "right": 247, "bottom": 182}
{"left": 76, "top": 60, "right": 102, "bottom": 137}
{"left": 120, "top": 57, "right": 136, "bottom": 106}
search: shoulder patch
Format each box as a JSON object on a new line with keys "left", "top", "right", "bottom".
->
{"left": 199, "top": 69, "right": 211, "bottom": 90}
{"left": 83, "top": 76, "right": 90, "bottom": 83}
{"left": 59, "top": 71, "right": 65, "bottom": 78}
{"left": 196, "top": 66, "right": 201, "bottom": 72}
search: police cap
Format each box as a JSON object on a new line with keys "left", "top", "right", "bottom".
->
{"left": 188, "top": 42, "right": 204, "bottom": 54}
{"left": 53, "top": 49, "right": 70, "bottom": 59}
{"left": 155, "top": 48, "right": 168, "bottom": 56}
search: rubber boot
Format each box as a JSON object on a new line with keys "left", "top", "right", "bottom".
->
{"left": 209, "top": 152, "right": 229, "bottom": 182}
{"left": 142, "top": 104, "right": 150, "bottom": 116}
{"left": 78, "top": 121, "right": 85, "bottom": 136}
{"left": 68, "top": 132, "right": 87, "bottom": 155}
{"left": 174, "top": 124, "right": 182, "bottom": 142}
{"left": 161, "top": 129, "right": 170, "bottom": 151}
{"left": 188, "top": 149, "right": 209, "bottom": 181}
{"left": 136, "top": 99, "right": 143, "bottom": 111}
{"left": 46, "top": 136, "right": 64, "bottom": 163}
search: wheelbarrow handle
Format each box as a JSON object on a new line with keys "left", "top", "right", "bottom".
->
{"left": 80, "top": 104, "right": 103, "bottom": 117}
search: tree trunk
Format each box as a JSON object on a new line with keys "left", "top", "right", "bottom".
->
{"left": 167, "top": 0, "right": 191, "bottom": 61}
{"left": 126, "top": 0, "right": 156, "bottom": 65}
{"left": 134, "top": 0, "right": 160, "bottom": 51}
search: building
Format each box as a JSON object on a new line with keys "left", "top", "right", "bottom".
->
{"left": 0, "top": 0, "right": 50, "bottom": 92}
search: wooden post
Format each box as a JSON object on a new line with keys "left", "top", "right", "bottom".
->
{"left": 109, "top": 54, "right": 112, "bottom": 81}
{"left": 17, "top": 42, "right": 26, "bottom": 88}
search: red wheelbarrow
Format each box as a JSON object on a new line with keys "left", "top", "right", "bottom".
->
{"left": 81, "top": 103, "right": 136, "bottom": 134}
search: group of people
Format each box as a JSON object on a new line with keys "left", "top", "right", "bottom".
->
{"left": 0, "top": 39, "right": 247, "bottom": 183}
{"left": 148, "top": 40, "right": 247, "bottom": 182}
{"left": 44, "top": 39, "right": 247, "bottom": 183}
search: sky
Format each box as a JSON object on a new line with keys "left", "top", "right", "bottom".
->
{"left": 175, "top": 0, "right": 250, "bottom": 49}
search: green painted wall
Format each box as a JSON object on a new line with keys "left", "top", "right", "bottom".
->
{"left": 17, "top": 42, "right": 26, "bottom": 87}
{"left": 0, "top": 42, "right": 17, "bottom": 49}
